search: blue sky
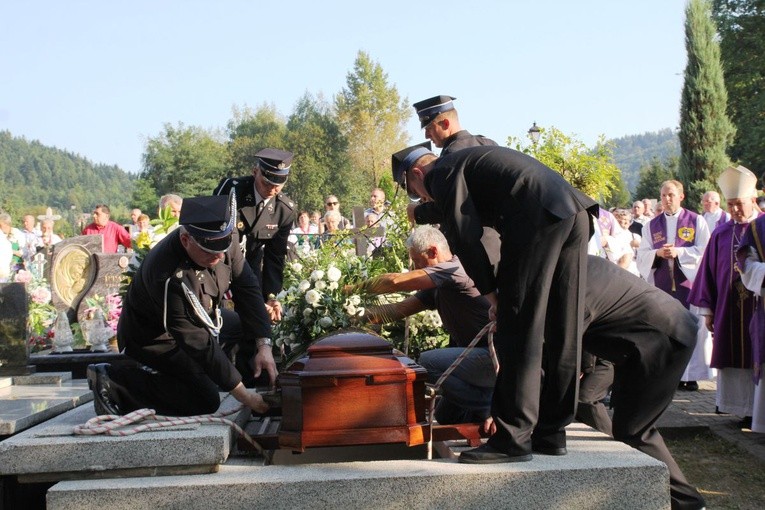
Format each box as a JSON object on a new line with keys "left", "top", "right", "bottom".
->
{"left": 1, "top": 1, "right": 688, "bottom": 174}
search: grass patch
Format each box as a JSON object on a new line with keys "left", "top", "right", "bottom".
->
{"left": 664, "top": 429, "right": 765, "bottom": 509}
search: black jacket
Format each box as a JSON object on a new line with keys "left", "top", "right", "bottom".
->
{"left": 214, "top": 176, "right": 296, "bottom": 299}
{"left": 117, "top": 229, "right": 270, "bottom": 390}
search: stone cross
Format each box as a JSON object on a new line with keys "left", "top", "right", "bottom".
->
{"left": 37, "top": 207, "right": 62, "bottom": 223}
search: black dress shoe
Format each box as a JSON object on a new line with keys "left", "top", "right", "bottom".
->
{"left": 458, "top": 443, "right": 533, "bottom": 464}
{"left": 684, "top": 381, "right": 699, "bottom": 391}
{"left": 739, "top": 416, "right": 753, "bottom": 429}
{"left": 86, "top": 363, "right": 122, "bottom": 416}
{"left": 532, "top": 445, "right": 568, "bottom": 455}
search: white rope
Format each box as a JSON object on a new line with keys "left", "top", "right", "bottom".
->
{"left": 73, "top": 405, "right": 267, "bottom": 456}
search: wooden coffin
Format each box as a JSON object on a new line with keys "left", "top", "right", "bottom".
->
{"left": 278, "top": 330, "right": 430, "bottom": 451}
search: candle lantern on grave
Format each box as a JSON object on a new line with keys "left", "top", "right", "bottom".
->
{"left": 31, "top": 253, "right": 47, "bottom": 280}
{"left": 52, "top": 311, "right": 74, "bottom": 353}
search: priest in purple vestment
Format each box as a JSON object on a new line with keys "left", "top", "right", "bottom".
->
{"left": 690, "top": 166, "right": 759, "bottom": 428}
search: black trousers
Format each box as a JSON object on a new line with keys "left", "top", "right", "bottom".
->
{"left": 115, "top": 309, "right": 245, "bottom": 416}
{"left": 586, "top": 333, "right": 705, "bottom": 510}
{"left": 489, "top": 210, "right": 590, "bottom": 455}
{"left": 576, "top": 357, "right": 614, "bottom": 436}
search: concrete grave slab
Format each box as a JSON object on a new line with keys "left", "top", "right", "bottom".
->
{"left": 47, "top": 425, "right": 670, "bottom": 510}
{"left": 0, "top": 380, "right": 91, "bottom": 436}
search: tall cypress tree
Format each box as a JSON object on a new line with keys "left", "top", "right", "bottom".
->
{"left": 679, "top": 0, "right": 736, "bottom": 209}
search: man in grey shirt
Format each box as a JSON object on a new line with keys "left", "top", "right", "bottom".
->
{"left": 347, "top": 225, "right": 495, "bottom": 427}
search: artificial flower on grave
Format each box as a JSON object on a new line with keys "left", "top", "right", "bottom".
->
{"left": 15, "top": 269, "right": 58, "bottom": 353}
{"left": 82, "top": 293, "right": 123, "bottom": 335}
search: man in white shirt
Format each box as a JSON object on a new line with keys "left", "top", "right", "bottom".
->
{"left": 701, "top": 190, "right": 731, "bottom": 233}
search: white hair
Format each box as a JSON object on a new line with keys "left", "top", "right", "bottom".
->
{"left": 406, "top": 225, "right": 450, "bottom": 254}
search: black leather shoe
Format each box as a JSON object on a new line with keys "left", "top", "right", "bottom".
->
{"left": 458, "top": 443, "right": 532, "bottom": 464}
{"left": 532, "top": 445, "right": 568, "bottom": 455}
{"left": 86, "top": 363, "right": 121, "bottom": 416}
{"left": 684, "top": 381, "right": 699, "bottom": 391}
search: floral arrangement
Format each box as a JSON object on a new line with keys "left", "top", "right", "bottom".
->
{"left": 14, "top": 269, "right": 58, "bottom": 353}
{"left": 83, "top": 293, "right": 123, "bottom": 335}
{"left": 273, "top": 199, "right": 450, "bottom": 365}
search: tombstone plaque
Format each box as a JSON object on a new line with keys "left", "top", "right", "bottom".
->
{"left": 0, "top": 283, "right": 33, "bottom": 376}
{"left": 49, "top": 235, "right": 101, "bottom": 322}
{"left": 76, "top": 253, "right": 129, "bottom": 323}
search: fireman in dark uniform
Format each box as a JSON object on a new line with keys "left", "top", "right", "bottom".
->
{"left": 87, "top": 193, "right": 276, "bottom": 417}
{"left": 213, "top": 148, "right": 296, "bottom": 385}
{"left": 408, "top": 96, "right": 500, "bottom": 267}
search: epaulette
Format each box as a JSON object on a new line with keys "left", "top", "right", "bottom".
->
{"left": 277, "top": 193, "right": 295, "bottom": 210}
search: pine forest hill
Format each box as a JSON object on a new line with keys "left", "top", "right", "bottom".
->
{"left": 0, "top": 128, "right": 679, "bottom": 228}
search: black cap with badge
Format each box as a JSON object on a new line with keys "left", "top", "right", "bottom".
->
{"left": 391, "top": 141, "right": 433, "bottom": 201}
{"left": 180, "top": 192, "right": 237, "bottom": 253}
{"left": 412, "top": 95, "right": 456, "bottom": 128}
{"left": 256, "top": 148, "right": 294, "bottom": 185}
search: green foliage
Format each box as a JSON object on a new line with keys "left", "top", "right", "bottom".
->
{"left": 679, "top": 0, "right": 736, "bottom": 186}
{"left": 634, "top": 156, "right": 679, "bottom": 202}
{"left": 335, "top": 51, "right": 411, "bottom": 189}
{"left": 507, "top": 126, "right": 623, "bottom": 204}
{"left": 141, "top": 123, "right": 228, "bottom": 199}
{"left": 610, "top": 129, "right": 680, "bottom": 194}
{"left": 131, "top": 177, "right": 160, "bottom": 216}
{"left": 713, "top": 0, "right": 765, "bottom": 177}
{"left": 227, "top": 103, "right": 288, "bottom": 175}
{"left": 0, "top": 131, "right": 136, "bottom": 222}
{"left": 284, "top": 93, "right": 361, "bottom": 213}
{"left": 604, "top": 174, "right": 632, "bottom": 209}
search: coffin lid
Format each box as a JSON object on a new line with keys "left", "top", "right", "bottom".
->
{"left": 284, "top": 329, "right": 419, "bottom": 377}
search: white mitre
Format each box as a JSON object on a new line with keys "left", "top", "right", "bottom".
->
{"left": 717, "top": 165, "right": 757, "bottom": 200}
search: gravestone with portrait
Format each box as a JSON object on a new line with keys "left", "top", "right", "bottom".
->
{"left": 49, "top": 235, "right": 102, "bottom": 322}
{"left": 0, "top": 282, "right": 33, "bottom": 376}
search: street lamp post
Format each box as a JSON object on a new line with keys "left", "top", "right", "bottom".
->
{"left": 528, "top": 122, "right": 541, "bottom": 144}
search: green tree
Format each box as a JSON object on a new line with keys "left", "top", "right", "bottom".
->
{"left": 634, "top": 156, "right": 679, "bottom": 202}
{"left": 335, "top": 51, "right": 410, "bottom": 189}
{"left": 713, "top": 0, "right": 765, "bottom": 176}
{"left": 226, "top": 103, "right": 288, "bottom": 175}
{"left": 130, "top": 177, "right": 160, "bottom": 217}
{"left": 679, "top": 0, "right": 736, "bottom": 209}
{"left": 285, "top": 93, "right": 359, "bottom": 213}
{"left": 507, "top": 126, "right": 622, "bottom": 204}
{"left": 605, "top": 174, "right": 632, "bottom": 209}
{"left": 141, "top": 123, "right": 228, "bottom": 199}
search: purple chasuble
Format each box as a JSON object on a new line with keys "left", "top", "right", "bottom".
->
{"left": 690, "top": 218, "right": 759, "bottom": 368}
{"left": 649, "top": 210, "right": 699, "bottom": 307}
{"left": 736, "top": 216, "right": 765, "bottom": 382}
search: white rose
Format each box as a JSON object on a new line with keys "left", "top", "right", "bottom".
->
{"left": 305, "top": 289, "right": 321, "bottom": 305}
{"left": 314, "top": 281, "right": 327, "bottom": 290}
{"left": 291, "top": 262, "right": 303, "bottom": 273}
{"left": 327, "top": 266, "right": 342, "bottom": 282}
{"left": 318, "top": 316, "right": 333, "bottom": 328}
{"left": 298, "top": 280, "right": 311, "bottom": 292}
{"left": 328, "top": 281, "right": 338, "bottom": 290}
{"left": 310, "top": 270, "right": 325, "bottom": 281}
{"left": 345, "top": 304, "right": 357, "bottom": 315}
{"left": 349, "top": 295, "right": 361, "bottom": 306}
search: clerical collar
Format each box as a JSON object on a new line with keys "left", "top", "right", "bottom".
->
{"left": 664, "top": 209, "right": 681, "bottom": 218}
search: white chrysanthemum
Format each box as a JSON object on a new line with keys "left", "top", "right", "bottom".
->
{"left": 345, "top": 304, "right": 357, "bottom": 315}
{"left": 310, "top": 269, "right": 325, "bottom": 281}
{"left": 303, "top": 308, "right": 313, "bottom": 318}
{"left": 291, "top": 262, "right": 303, "bottom": 273}
{"left": 314, "top": 280, "right": 327, "bottom": 290}
{"left": 318, "top": 316, "right": 333, "bottom": 328}
{"left": 328, "top": 281, "right": 338, "bottom": 290}
{"left": 305, "top": 289, "right": 321, "bottom": 305}
{"left": 349, "top": 295, "right": 361, "bottom": 306}
{"left": 298, "top": 280, "right": 311, "bottom": 292}
{"left": 327, "top": 266, "right": 342, "bottom": 282}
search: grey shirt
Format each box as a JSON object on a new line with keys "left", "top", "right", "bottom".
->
{"left": 414, "top": 255, "right": 491, "bottom": 347}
